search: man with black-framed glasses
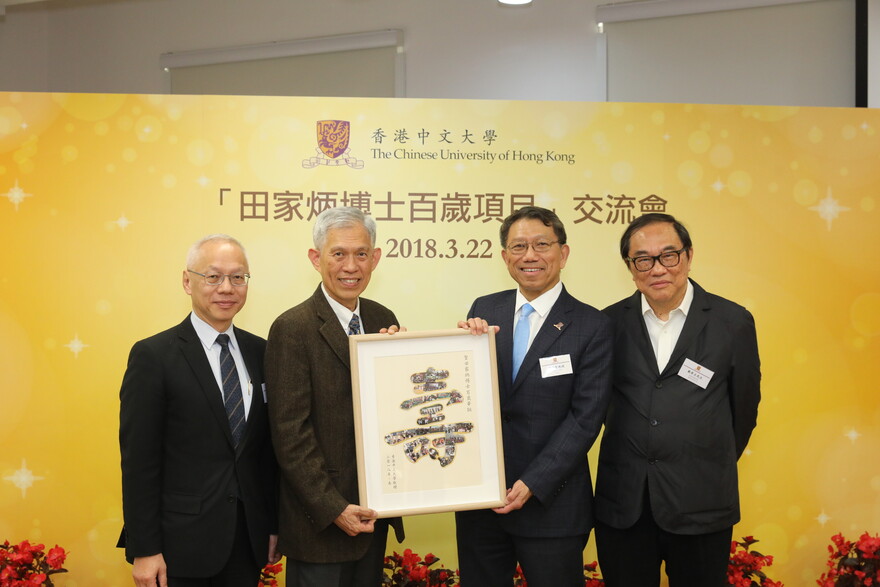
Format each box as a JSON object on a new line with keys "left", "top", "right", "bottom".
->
{"left": 595, "top": 213, "right": 762, "bottom": 587}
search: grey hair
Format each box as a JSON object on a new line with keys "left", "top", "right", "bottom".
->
{"left": 186, "top": 234, "right": 249, "bottom": 269}
{"left": 312, "top": 207, "right": 376, "bottom": 250}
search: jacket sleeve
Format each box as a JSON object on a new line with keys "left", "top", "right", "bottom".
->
{"left": 265, "top": 316, "right": 349, "bottom": 531}
{"left": 119, "top": 339, "right": 166, "bottom": 558}
{"left": 731, "top": 308, "right": 761, "bottom": 458}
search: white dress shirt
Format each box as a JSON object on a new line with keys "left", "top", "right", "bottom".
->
{"left": 513, "top": 281, "right": 564, "bottom": 353}
{"left": 320, "top": 282, "right": 363, "bottom": 334}
{"left": 640, "top": 279, "right": 694, "bottom": 372}
{"left": 190, "top": 312, "right": 253, "bottom": 418}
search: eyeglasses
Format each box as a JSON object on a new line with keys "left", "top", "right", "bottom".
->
{"left": 505, "top": 240, "right": 559, "bottom": 255}
{"left": 626, "top": 247, "right": 688, "bottom": 272}
{"left": 188, "top": 270, "right": 250, "bottom": 286}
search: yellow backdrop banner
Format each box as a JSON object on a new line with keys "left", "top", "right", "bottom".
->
{"left": 1, "top": 92, "right": 877, "bottom": 585}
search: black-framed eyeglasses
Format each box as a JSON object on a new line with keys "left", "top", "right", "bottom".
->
{"left": 626, "top": 247, "right": 688, "bottom": 272}
{"left": 505, "top": 240, "right": 559, "bottom": 255}
{"left": 187, "top": 270, "right": 250, "bottom": 286}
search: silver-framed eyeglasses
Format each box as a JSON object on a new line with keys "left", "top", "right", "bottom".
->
{"left": 188, "top": 270, "right": 250, "bottom": 286}
{"left": 626, "top": 247, "right": 688, "bottom": 272}
{"left": 505, "top": 240, "right": 559, "bottom": 255}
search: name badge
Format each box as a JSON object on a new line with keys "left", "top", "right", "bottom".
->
{"left": 678, "top": 358, "right": 714, "bottom": 389}
{"left": 540, "top": 354, "right": 573, "bottom": 378}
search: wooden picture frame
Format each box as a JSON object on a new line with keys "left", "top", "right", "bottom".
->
{"left": 349, "top": 328, "right": 505, "bottom": 517}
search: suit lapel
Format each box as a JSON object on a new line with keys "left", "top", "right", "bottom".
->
{"left": 490, "top": 292, "right": 516, "bottom": 393}
{"left": 312, "top": 286, "right": 351, "bottom": 368}
{"left": 512, "top": 288, "right": 585, "bottom": 393}
{"left": 661, "top": 280, "right": 710, "bottom": 377}
{"left": 622, "top": 291, "right": 660, "bottom": 377}
{"left": 511, "top": 289, "right": 569, "bottom": 392}
{"left": 235, "top": 327, "right": 264, "bottom": 450}
{"left": 176, "top": 318, "right": 236, "bottom": 448}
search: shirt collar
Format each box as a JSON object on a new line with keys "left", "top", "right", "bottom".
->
{"left": 515, "top": 281, "right": 563, "bottom": 317}
{"left": 640, "top": 278, "right": 694, "bottom": 320}
{"left": 320, "top": 282, "right": 362, "bottom": 326}
{"left": 189, "top": 312, "right": 238, "bottom": 351}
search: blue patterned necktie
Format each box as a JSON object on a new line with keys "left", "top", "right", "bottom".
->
{"left": 348, "top": 314, "right": 361, "bottom": 335}
{"left": 216, "top": 334, "right": 245, "bottom": 447}
{"left": 511, "top": 303, "right": 535, "bottom": 381}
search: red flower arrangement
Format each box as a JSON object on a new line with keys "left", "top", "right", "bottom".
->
{"left": 582, "top": 562, "right": 605, "bottom": 587}
{"left": 383, "top": 549, "right": 458, "bottom": 586}
{"left": 727, "top": 536, "right": 783, "bottom": 586}
{"left": 0, "top": 540, "right": 68, "bottom": 587}
{"left": 383, "top": 540, "right": 788, "bottom": 587}
{"left": 818, "top": 532, "right": 880, "bottom": 586}
{"left": 259, "top": 561, "right": 283, "bottom": 586}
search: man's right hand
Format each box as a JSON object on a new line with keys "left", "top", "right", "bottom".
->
{"left": 333, "top": 504, "right": 378, "bottom": 536}
{"left": 132, "top": 553, "right": 167, "bottom": 587}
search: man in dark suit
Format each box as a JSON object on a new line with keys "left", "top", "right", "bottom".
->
{"left": 265, "top": 206, "right": 403, "bottom": 587}
{"left": 119, "top": 234, "right": 279, "bottom": 587}
{"left": 456, "top": 206, "right": 613, "bottom": 587}
{"left": 595, "top": 213, "right": 761, "bottom": 586}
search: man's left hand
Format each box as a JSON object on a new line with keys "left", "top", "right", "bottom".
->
{"left": 458, "top": 317, "right": 500, "bottom": 336}
{"left": 379, "top": 324, "right": 406, "bottom": 334}
{"left": 334, "top": 504, "right": 378, "bottom": 536}
{"left": 492, "top": 480, "right": 532, "bottom": 514}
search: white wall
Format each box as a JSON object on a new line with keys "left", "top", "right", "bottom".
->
{"left": 0, "top": 0, "right": 604, "bottom": 101}
{"left": 870, "top": 0, "right": 880, "bottom": 106}
{"left": 0, "top": 0, "right": 860, "bottom": 105}
{"left": 0, "top": 5, "right": 48, "bottom": 92}
{"left": 604, "top": 0, "right": 855, "bottom": 107}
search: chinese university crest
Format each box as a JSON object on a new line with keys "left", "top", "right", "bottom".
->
{"left": 302, "top": 120, "right": 364, "bottom": 169}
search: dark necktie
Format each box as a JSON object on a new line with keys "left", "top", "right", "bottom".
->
{"left": 348, "top": 314, "right": 361, "bottom": 335}
{"left": 511, "top": 303, "right": 535, "bottom": 381}
{"left": 216, "top": 334, "right": 245, "bottom": 447}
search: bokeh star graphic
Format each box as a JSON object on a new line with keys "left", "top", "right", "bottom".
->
{"left": 65, "top": 333, "right": 89, "bottom": 358}
{"left": 809, "top": 188, "right": 849, "bottom": 230}
{"left": 3, "top": 179, "right": 32, "bottom": 211}
{"left": 3, "top": 459, "right": 45, "bottom": 498}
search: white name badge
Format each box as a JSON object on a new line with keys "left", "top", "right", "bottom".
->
{"left": 540, "top": 354, "right": 573, "bottom": 378}
{"left": 678, "top": 358, "right": 714, "bottom": 389}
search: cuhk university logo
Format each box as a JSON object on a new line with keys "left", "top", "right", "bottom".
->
{"left": 302, "top": 120, "right": 364, "bottom": 169}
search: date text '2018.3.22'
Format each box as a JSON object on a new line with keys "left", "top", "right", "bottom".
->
{"left": 385, "top": 238, "right": 493, "bottom": 259}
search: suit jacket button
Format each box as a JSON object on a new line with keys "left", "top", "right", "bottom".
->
{"left": 227, "top": 495, "right": 235, "bottom": 502}
{"left": 654, "top": 380, "right": 662, "bottom": 389}
{"left": 648, "top": 458, "right": 657, "bottom": 465}
{"left": 650, "top": 419, "right": 659, "bottom": 426}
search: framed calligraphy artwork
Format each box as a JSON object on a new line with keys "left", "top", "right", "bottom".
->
{"left": 349, "top": 329, "right": 505, "bottom": 517}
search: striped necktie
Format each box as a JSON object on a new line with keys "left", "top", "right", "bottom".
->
{"left": 216, "top": 334, "right": 245, "bottom": 447}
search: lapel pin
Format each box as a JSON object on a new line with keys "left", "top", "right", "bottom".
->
{"left": 554, "top": 322, "right": 564, "bottom": 331}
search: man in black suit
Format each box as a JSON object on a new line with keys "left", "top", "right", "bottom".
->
{"left": 456, "top": 206, "right": 613, "bottom": 587}
{"left": 595, "top": 213, "right": 761, "bottom": 586}
{"left": 119, "top": 234, "right": 279, "bottom": 587}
